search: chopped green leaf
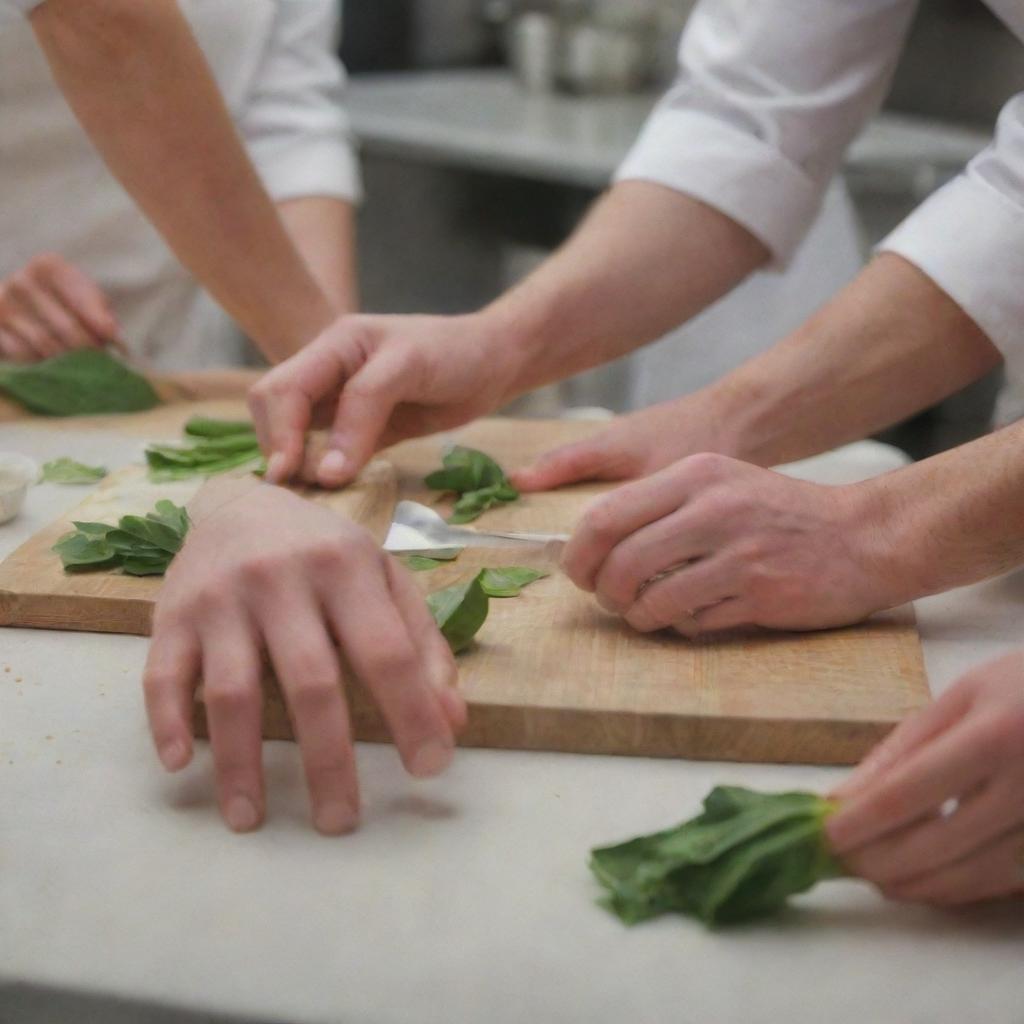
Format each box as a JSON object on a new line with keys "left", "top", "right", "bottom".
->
{"left": 40, "top": 457, "right": 107, "bottom": 485}
{"left": 590, "top": 787, "right": 843, "bottom": 928}
{"left": 53, "top": 500, "right": 190, "bottom": 577}
{"left": 401, "top": 549, "right": 461, "bottom": 571}
{"left": 0, "top": 349, "right": 159, "bottom": 416}
{"left": 425, "top": 446, "right": 519, "bottom": 524}
{"left": 478, "top": 566, "right": 548, "bottom": 598}
{"left": 426, "top": 572, "right": 490, "bottom": 653}
{"left": 145, "top": 419, "right": 264, "bottom": 482}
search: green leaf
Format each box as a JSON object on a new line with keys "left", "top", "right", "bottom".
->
{"left": 40, "top": 457, "right": 107, "bottom": 485}
{"left": 183, "top": 416, "right": 255, "bottom": 439}
{"left": 478, "top": 566, "right": 548, "bottom": 598}
{"left": 53, "top": 500, "right": 190, "bottom": 577}
{"left": 590, "top": 787, "right": 843, "bottom": 928}
{"left": 426, "top": 572, "right": 490, "bottom": 653}
{"left": 424, "top": 447, "right": 519, "bottom": 524}
{"left": 0, "top": 349, "right": 159, "bottom": 416}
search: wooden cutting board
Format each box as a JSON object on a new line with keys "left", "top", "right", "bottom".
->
{"left": 243, "top": 418, "right": 929, "bottom": 766}
{"left": 0, "top": 460, "right": 397, "bottom": 635}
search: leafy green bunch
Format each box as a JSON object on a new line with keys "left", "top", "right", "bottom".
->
{"left": 590, "top": 786, "right": 844, "bottom": 928}
{"left": 53, "top": 499, "right": 190, "bottom": 577}
{"left": 0, "top": 349, "right": 159, "bottom": 416}
{"left": 145, "top": 417, "right": 265, "bottom": 482}
{"left": 425, "top": 446, "right": 519, "bottom": 524}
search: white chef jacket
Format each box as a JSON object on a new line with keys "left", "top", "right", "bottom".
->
{"left": 0, "top": 0, "right": 360, "bottom": 370}
{"left": 617, "top": 0, "right": 1024, "bottom": 398}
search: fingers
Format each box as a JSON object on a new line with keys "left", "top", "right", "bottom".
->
{"left": 44, "top": 257, "right": 121, "bottom": 342}
{"left": 323, "top": 557, "right": 456, "bottom": 779}
{"left": 249, "top": 319, "right": 362, "bottom": 485}
{"left": 845, "top": 775, "right": 1024, "bottom": 888}
{"left": 259, "top": 583, "right": 359, "bottom": 836}
{"left": 831, "top": 677, "right": 977, "bottom": 801}
{"left": 562, "top": 463, "right": 699, "bottom": 592}
{"left": 14, "top": 280, "right": 93, "bottom": 350}
{"left": 0, "top": 327, "right": 35, "bottom": 361}
{"left": 384, "top": 555, "right": 467, "bottom": 733}
{"left": 143, "top": 621, "right": 202, "bottom": 772}
{"left": 317, "top": 345, "right": 414, "bottom": 489}
{"left": 199, "top": 612, "right": 266, "bottom": 833}
{"left": 883, "top": 826, "right": 1024, "bottom": 906}
{"left": 622, "top": 556, "right": 738, "bottom": 634}
{"left": 511, "top": 436, "right": 629, "bottom": 493}
{"left": 1, "top": 308, "right": 61, "bottom": 359}
{"left": 826, "top": 711, "right": 1001, "bottom": 855}
{"left": 593, "top": 504, "right": 719, "bottom": 613}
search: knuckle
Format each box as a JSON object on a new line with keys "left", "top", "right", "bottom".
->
{"left": 582, "top": 498, "right": 623, "bottom": 543}
{"left": 206, "top": 680, "right": 255, "bottom": 714}
{"left": 679, "top": 451, "right": 731, "bottom": 484}
{"left": 362, "top": 642, "right": 418, "bottom": 685}
{"left": 239, "top": 553, "right": 284, "bottom": 589}
{"left": 287, "top": 674, "right": 341, "bottom": 714}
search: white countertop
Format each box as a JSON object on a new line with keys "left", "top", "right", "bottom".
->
{"left": 2, "top": 423, "right": 1023, "bottom": 1024}
{"left": 346, "top": 70, "right": 991, "bottom": 190}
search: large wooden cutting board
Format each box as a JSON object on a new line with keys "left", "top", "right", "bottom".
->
{"left": 0, "top": 460, "right": 397, "bottom": 635}
{"left": 244, "top": 418, "right": 929, "bottom": 766}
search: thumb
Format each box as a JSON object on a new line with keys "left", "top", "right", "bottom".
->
{"left": 511, "top": 436, "right": 630, "bottom": 492}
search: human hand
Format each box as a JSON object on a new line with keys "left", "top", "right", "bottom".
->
{"left": 250, "top": 313, "right": 523, "bottom": 490}
{"left": 828, "top": 651, "right": 1024, "bottom": 906}
{"left": 512, "top": 396, "right": 731, "bottom": 492}
{"left": 0, "top": 254, "right": 121, "bottom": 361}
{"left": 560, "top": 453, "right": 901, "bottom": 637}
{"left": 142, "top": 477, "right": 467, "bottom": 835}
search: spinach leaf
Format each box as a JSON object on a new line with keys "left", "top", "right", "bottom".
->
{"left": 53, "top": 500, "right": 190, "bottom": 577}
{"left": 426, "top": 572, "right": 490, "bottom": 653}
{"left": 145, "top": 419, "right": 264, "bottom": 482}
{"left": 184, "top": 416, "right": 254, "bottom": 439}
{"left": 590, "top": 787, "right": 843, "bottom": 928}
{"left": 425, "top": 446, "right": 519, "bottom": 524}
{"left": 41, "top": 457, "right": 107, "bottom": 485}
{"left": 479, "top": 566, "right": 548, "bottom": 598}
{"left": 403, "top": 550, "right": 461, "bottom": 572}
{"left": 0, "top": 349, "right": 159, "bottom": 416}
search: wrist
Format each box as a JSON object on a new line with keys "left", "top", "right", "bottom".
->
{"left": 469, "top": 302, "right": 547, "bottom": 404}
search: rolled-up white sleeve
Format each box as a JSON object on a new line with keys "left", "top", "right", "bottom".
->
{"left": 238, "top": 0, "right": 362, "bottom": 205}
{"left": 879, "top": 94, "right": 1024, "bottom": 379}
{"left": 616, "top": 0, "right": 918, "bottom": 264}
{"left": 1, "top": 0, "right": 44, "bottom": 15}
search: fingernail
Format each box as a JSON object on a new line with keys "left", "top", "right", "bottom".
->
{"left": 225, "top": 794, "right": 260, "bottom": 833}
{"left": 159, "top": 740, "right": 189, "bottom": 771}
{"left": 266, "top": 452, "right": 288, "bottom": 483}
{"left": 409, "top": 738, "right": 454, "bottom": 778}
{"left": 315, "top": 801, "right": 359, "bottom": 836}
{"left": 318, "top": 450, "right": 348, "bottom": 483}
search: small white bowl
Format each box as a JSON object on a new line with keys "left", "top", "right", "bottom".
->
{"left": 0, "top": 453, "right": 39, "bottom": 524}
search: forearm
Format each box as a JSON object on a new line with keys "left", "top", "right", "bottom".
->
{"left": 861, "top": 418, "right": 1024, "bottom": 602}
{"left": 481, "top": 181, "right": 768, "bottom": 399}
{"left": 277, "top": 197, "right": 359, "bottom": 315}
{"left": 30, "top": 0, "right": 333, "bottom": 362}
{"left": 706, "top": 253, "right": 1002, "bottom": 466}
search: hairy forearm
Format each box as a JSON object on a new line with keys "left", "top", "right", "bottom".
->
{"left": 277, "top": 197, "right": 359, "bottom": 315}
{"left": 30, "top": 0, "right": 333, "bottom": 362}
{"left": 707, "top": 253, "right": 1002, "bottom": 466}
{"left": 480, "top": 181, "right": 768, "bottom": 399}
{"left": 862, "top": 418, "right": 1024, "bottom": 602}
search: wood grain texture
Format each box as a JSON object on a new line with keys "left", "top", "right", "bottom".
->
{"left": 216, "top": 418, "right": 929, "bottom": 766}
{"left": 0, "top": 460, "right": 397, "bottom": 635}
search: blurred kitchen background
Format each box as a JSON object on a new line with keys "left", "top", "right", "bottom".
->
{"left": 340, "top": 0, "right": 1023, "bottom": 458}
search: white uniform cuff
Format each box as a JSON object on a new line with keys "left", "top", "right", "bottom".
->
{"left": 615, "top": 106, "right": 823, "bottom": 267}
{"left": 252, "top": 137, "right": 363, "bottom": 206}
{"left": 879, "top": 174, "right": 1024, "bottom": 380}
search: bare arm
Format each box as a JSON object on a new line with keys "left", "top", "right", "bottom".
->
{"left": 29, "top": 0, "right": 334, "bottom": 362}
{"left": 277, "top": 198, "right": 359, "bottom": 315}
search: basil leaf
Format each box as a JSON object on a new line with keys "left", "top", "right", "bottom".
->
{"left": 590, "top": 787, "right": 843, "bottom": 928}
{"left": 40, "top": 457, "right": 107, "bottom": 485}
{"left": 0, "top": 349, "right": 159, "bottom": 416}
{"left": 53, "top": 500, "right": 190, "bottom": 577}
{"left": 424, "top": 447, "right": 519, "bottom": 524}
{"left": 183, "top": 416, "right": 254, "bottom": 439}
{"left": 404, "top": 555, "right": 444, "bottom": 572}
{"left": 426, "top": 573, "right": 489, "bottom": 653}
{"left": 478, "top": 567, "right": 548, "bottom": 598}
